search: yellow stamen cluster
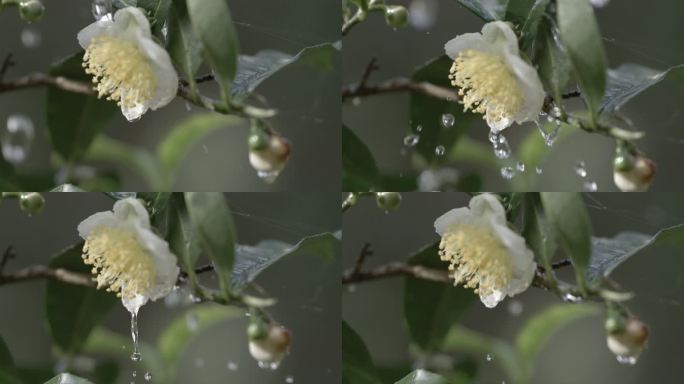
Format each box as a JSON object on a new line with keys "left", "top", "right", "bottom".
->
{"left": 449, "top": 49, "right": 523, "bottom": 123}
{"left": 83, "top": 35, "right": 157, "bottom": 109}
{"left": 82, "top": 226, "right": 156, "bottom": 301}
{"left": 439, "top": 223, "right": 512, "bottom": 297}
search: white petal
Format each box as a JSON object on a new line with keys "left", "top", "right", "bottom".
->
{"left": 433, "top": 207, "right": 471, "bottom": 235}
{"left": 77, "top": 20, "right": 114, "bottom": 48}
{"left": 480, "top": 289, "right": 505, "bottom": 308}
{"left": 485, "top": 112, "right": 513, "bottom": 132}
{"left": 135, "top": 225, "right": 179, "bottom": 301}
{"left": 113, "top": 7, "right": 152, "bottom": 40}
{"left": 77, "top": 211, "right": 116, "bottom": 238}
{"left": 503, "top": 53, "right": 545, "bottom": 124}
{"left": 481, "top": 21, "right": 519, "bottom": 54}
{"left": 137, "top": 33, "right": 179, "bottom": 110}
{"left": 468, "top": 194, "right": 506, "bottom": 225}
{"left": 120, "top": 103, "right": 148, "bottom": 122}
{"left": 112, "top": 198, "right": 150, "bottom": 228}
{"left": 444, "top": 33, "right": 489, "bottom": 59}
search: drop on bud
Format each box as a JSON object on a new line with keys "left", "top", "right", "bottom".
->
{"left": 613, "top": 153, "right": 656, "bottom": 192}
{"left": 19, "top": 192, "right": 44, "bottom": 215}
{"left": 249, "top": 133, "right": 291, "bottom": 174}
{"left": 248, "top": 323, "right": 291, "bottom": 365}
{"left": 606, "top": 317, "right": 649, "bottom": 360}
{"left": 384, "top": 5, "right": 408, "bottom": 29}
{"left": 19, "top": 0, "right": 45, "bottom": 23}
{"left": 375, "top": 192, "right": 402, "bottom": 211}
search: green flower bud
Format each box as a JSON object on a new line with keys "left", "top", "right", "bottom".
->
{"left": 606, "top": 317, "right": 649, "bottom": 363}
{"left": 605, "top": 316, "right": 626, "bottom": 335}
{"left": 375, "top": 192, "right": 402, "bottom": 211}
{"left": 19, "top": 192, "right": 45, "bottom": 215}
{"left": 248, "top": 324, "right": 291, "bottom": 365}
{"left": 613, "top": 154, "right": 635, "bottom": 172}
{"left": 384, "top": 5, "right": 408, "bottom": 29}
{"left": 19, "top": 0, "right": 45, "bottom": 23}
{"left": 247, "top": 319, "right": 269, "bottom": 341}
{"left": 248, "top": 130, "right": 270, "bottom": 151}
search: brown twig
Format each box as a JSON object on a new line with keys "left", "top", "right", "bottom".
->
{"left": 0, "top": 265, "right": 94, "bottom": 287}
{"left": 0, "top": 246, "right": 15, "bottom": 274}
{"left": 342, "top": 77, "right": 457, "bottom": 102}
{"left": 0, "top": 54, "right": 15, "bottom": 80}
{"left": 352, "top": 242, "right": 373, "bottom": 275}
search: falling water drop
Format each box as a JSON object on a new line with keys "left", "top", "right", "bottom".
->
{"left": 616, "top": 355, "right": 637, "bottom": 365}
{"left": 535, "top": 167, "right": 543, "bottom": 175}
{"left": 409, "top": 0, "right": 439, "bottom": 30}
{"left": 2, "top": 115, "right": 34, "bottom": 164}
{"left": 435, "top": 145, "right": 445, "bottom": 156}
{"left": 535, "top": 119, "right": 560, "bottom": 147}
{"left": 186, "top": 312, "right": 199, "bottom": 332}
{"left": 125, "top": 298, "right": 145, "bottom": 363}
{"left": 507, "top": 300, "right": 523, "bottom": 316}
{"left": 583, "top": 181, "right": 598, "bottom": 192}
{"left": 500, "top": 166, "right": 515, "bottom": 180}
{"left": 562, "top": 292, "right": 584, "bottom": 303}
{"left": 227, "top": 361, "right": 239, "bottom": 371}
{"left": 440, "top": 113, "right": 455, "bottom": 128}
{"left": 403, "top": 134, "right": 420, "bottom": 147}
{"left": 195, "top": 358, "right": 205, "bottom": 368}
{"left": 132, "top": 371, "right": 137, "bottom": 378}
{"left": 20, "top": 29, "right": 42, "bottom": 48}
{"left": 416, "top": 125, "right": 423, "bottom": 133}
{"left": 486, "top": 354, "right": 493, "bottom": 362}
{"left": 285, "top": 376, "right": 295, "bottom": 383}
{"left": 257, "top": 170, "right": 280, "bottom": 184}
{"left": 489, "top": 131, "right": 511, "bottom": 159}
{"left": 144, "top": 372, "right": 152, "bottom": 381}
{"left": 516, "top": 161, "right": 525, "bottom": 172}
{"left": 91, "top": 0, "right": 113, "bottom": 21}
{"left": 575, "top": 161, "right": 587, "bottom": 178}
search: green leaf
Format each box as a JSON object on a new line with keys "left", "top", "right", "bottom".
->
{"left": 351, "top": 0, "right": 369, "bottom": 11}
{"left": 410, "top": 56, "right": 477, "bottom": 164}
{"left": 46, "top": 53, "right": 118, "bottom": 162}
{"left": 535, "top": 19, "right": 571, "bottom": 103}
{"left": 230, "top": 232, "right": 339, "bottom": 291}
{"left": 186, "top": 0, "right": 239, "bottom": 104}
{"left": 587, "top": 224, "right": 684, "bottom": 283}
{"left": 157, "top": 305, "right": 241, "bottom": 366}
{"left": 540, "top": 193, "right": 592, "bottom": 289}
{"left": 456, "top": 0, "right": 507, "bottom": 21}
{"left": 342, "top": 321, "right": 383, "bottom": 384}
{"left": 157, "top": 114, "right": 242, "bottom": 180}
{"left": 556, "top": 0, "right": 607, "bottom": 123}
{"left": 522, "top": 194, "right": 557, "bottom": 271}
{"left": 184, "top": 192, "right": 237, "bottom": 297}
{"left": 404, "top": 242, "right": 475, "bottom": 351}
{"left": 232, "top": 42, "right": 340, "bottom": 101}
{"left": 165, "top": 194, "right": 201, "bottom": 284}
{"left": 505, "top": 0, "right": 537, "bottom": 25}
{"left": 0, "top": 336, "right": 13, "bottom": 371}
{"left": 151, "top": 0, "right": 172, "bottom": 35}
{"left": 165, "top": 0, "right": 202, "bottom": 91}
{"left": 44, "top": 373, "right": 95, "bottom": 384}
{"left": 342, "top": 125, "right": 379, "bottom": 191}
{"left": 46, "top": 243, "right": 117, "bottom": 355}
{"left": 515, "top": 303, "right": 599, "bottom": 366}
{"left": 442, "top": 325, "right": 521, "bottom": 382}
{"left": 517, "top": 0, "right": 551, "bottom": 53}
{"left": 86, "top": 136, "right": 165, "bottom": 190}
{"left": 601, "top": 64, "right": 684, "bottom": 120}
{"left": 394, "top": 370, "right": 448, "bottom": 384}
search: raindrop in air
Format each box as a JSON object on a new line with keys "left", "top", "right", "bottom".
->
{"left": 257, "top": 170, "right": 280, "bottom": 184}
{"left": 535, "top": 119, "right": 560, "bottom": 147}
{"left": 489, "top": 131, "right": 511, "bottom": 159}
{"left": 409, "top": 0, "right": 439, "bottom": 30}
{"left": 416, "top": 125, "right": 423, "bottom": 133}
{"left": 195, "top": 358, "right": 205, "bottom": 368}
{"left": 500, "top": 166, "right": 515, "bottom": 180}
{"left": 186, "top": 312, "right": 199, "bottom": 332}
{"left": 20, "top": 29, "right": 41, "bottom": 48}
{"left": 562, "top": 292, "right": 584, "bottom": 303}
{"left": 351, "top": 97, "right": 361, "bottom": 106}
{"left": 285, "top": 376, "right": 295, "bottom": 383}
{"left": 403, "top": 134, "right": 420, "bottom": 147}
{"left": 435, "top": 145, "right": 445, "bottom": 156}
{"left": 486, "top": 354, "right": 493, "bottom": 362}
{"left": 144, "top": 372, "right": 152, "bottom": 381}
{"left": 91, "top": 0, "right": 113, "bottom": 21}
{"left": 516, "top": 161, "right": 525, "bottom": 172}
{"left": 507, "top": 300, "right": 523, "bottom": 316}
{"left": 583, "top": 181, "right": 598, "bottom": 192}
{"left": 184, "top": 102, "right": 192, "bottom": 111}
{"left": 258, "top": 361, "right": 281, "bottom": 370}
{"left": 227, "top": 361, "right": 239, "bottom": 371}
{"left": 2, "top": 115, "right": 34, "bottom": 164}
{"left": 535, "top": 167, "right": 543, "bottom": 175}
{"left": 616, "top": 355, "right": 637, "bottom": 365}
{"left": 575, "top": 161, "right": 587, "bottom": 178}
{"left": 441, "top": 113, "right": 455, "bottom": 128}
{"left": 132, "top": 371, "right": 137, "bottom": 378}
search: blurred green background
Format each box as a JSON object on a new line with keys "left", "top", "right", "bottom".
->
{"left": 343, "top": 0, "right": 684, "bottom": 191}
{"left": 0, "top": 0, "right": 340, "bottom": 191}
{"left": 343, "top": 192, "right": 684, "bottom": 383}
{"left": 0, "top": 192, "right": 341, "bottom": 384}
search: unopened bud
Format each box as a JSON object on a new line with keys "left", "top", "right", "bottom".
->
{"left": 19, "top": 192, "right": 44, "bottom": 215}
{"left": 606, "top": 317, "right": 648, "bottom": 362}
{"left": 375, "top": 192, "right": 402, "bottom": 211}
{"left": 248, "top": 323, "right": 291, "bottom": 365}
{"left": 384, "top": 5, "right": 408, "bottom": 29}
{"left": 249, "top": 134, "right": 291, "bottom": 182}
{"left": 247, "top": 318, "right": 269, "bottom": 341}
{"left": 613, "top": 155, "right": 656, "bottom": 192}
{"left": 19, "top": 0, "right": 45, "bottom": 23}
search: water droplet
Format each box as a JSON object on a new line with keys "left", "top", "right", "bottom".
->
{"left": 616, "top": 355, "right": 637, "bottom": 365}
{"left": 516, "top": 161, "right": 525, "bottom": 172}
{"left": 500, "top": 166, "right": 515, "bottom": 180}
{"left": 285, "top": 376, "right": 295, "bottom": 383}
{"left": 132, "top": 371, "right": 137, "bottom": 378}
{"left": 227, "top": 361, "right": 239, "bottom": 371}
{"left": 552, "top": 106, "right": 561, "bottom": 117}
{"left": 583, "top": 181, "right": 598, "bottom": 192}
{"left": 352, "top": 97, "right": 361, "bottom": 106}
{"left": 403, "top": 134, "right": 420, "bottom": 147}
{"left": 20, "top": 29, "right": 41, "bottom": 48}
{"left": 575, "top": 161, "right": 587, "bottom": 178}
{"left": 489, "top": 131, "right": 511, "bottom": 159}
{"left": 562, "top": 292, "right": 583, "bottom": 303}
{"left": 441, "top": 113, "right": 455, "bottom": 128}
{"left": 2, "top": 115, "right": 34, "bottom": 164}
{"left": 129, "top": 309, "right": 142, "bottom": 362}
{"left": 546, "top": 115, "right": 554, "bottom": 123}
{"left": 416, "top": 125, "right": 423, "bottom": 133}
{"left": 257, "top": 360, "right": 281, "bottom": 370}
{"left": 184, "top": 102, "right": 192, "bottom": 111}
{"left": 186, "top": 312, "right": 198, "bottom": 332}
{"left": 435, "top": 145, "right": 445, "bottom": 156}
{"left": 536, "top": 119, "right": 560, "bottom": 147}
{"left": 144, "top": 372, "right": 152, "bottom": 381}
{"left": 507, "top": 300, "right": 523, "bottom": 316}
{"left": 409, "top": 0, "right": 439, "bottom": 30}
{"left": 189, "top": 293, "right": 202, "bottom": 303}
{"left": 535, "top": 167, "right": 543, "bottom": 174}
{"left": 346, "top": 284, "right": 357, "bottom": 293}
{"left": 486, "top": 354, "right": 493, "bottom": 362}
{"left": 257, "top": 170, "right": 280, "bottom": 184}
{"left": 195, "top": 358, "right": 205, "bottom": 368}
{"left": 92, "top": 0, "right": 113, "bottom": 21}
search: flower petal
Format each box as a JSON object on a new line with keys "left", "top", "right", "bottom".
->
{"left": 112, "top": 198, "right": 151, "bottom": 229}
{"left": 444, "top": 32, "right": 489, "bottom": 59}
{"left": 113, "top": 7, "right": 152, "bottom": 40}
{"left": 78, "top": 211, "right": 117, "bottom": 238}
{"left": 77, "top": 20, "right": 114, "bottom": 48}
{"left": 468, "top": 194, "right": 506, "bottom": 225}
{"left": 136, "top": 33, "right": 179, "bottom": 110}
{"left": 135, "top": 225, "right": 179, "bottom": 301}
{"left": 503, "top": 53, "right": 545, "bottom": 124}
{"left": 480, "top": 289, "right": 505, "bottom": 308}
{"left": 481, "top": 21, "right": 519, "bottom": 54}
{"left": 433, "top": 207, "right": 471, "bottom": 235}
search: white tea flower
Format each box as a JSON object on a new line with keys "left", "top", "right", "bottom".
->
{"left": 78, "top": 198, "right": 179, "bottom": 313}
{"left": 445, "top": 21, "right": 544, "bottom": 132}
{"left": 77, "top": 7, "right": 178, "bottom": 121}
{"left": 434, "top": 193, "right": 536, "bottom": 308}
{"left": 248, "top": 324, "right": 291, "bottom": 366}
{"left": 613, "top": 155, "right": 656, "bottom": 192}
